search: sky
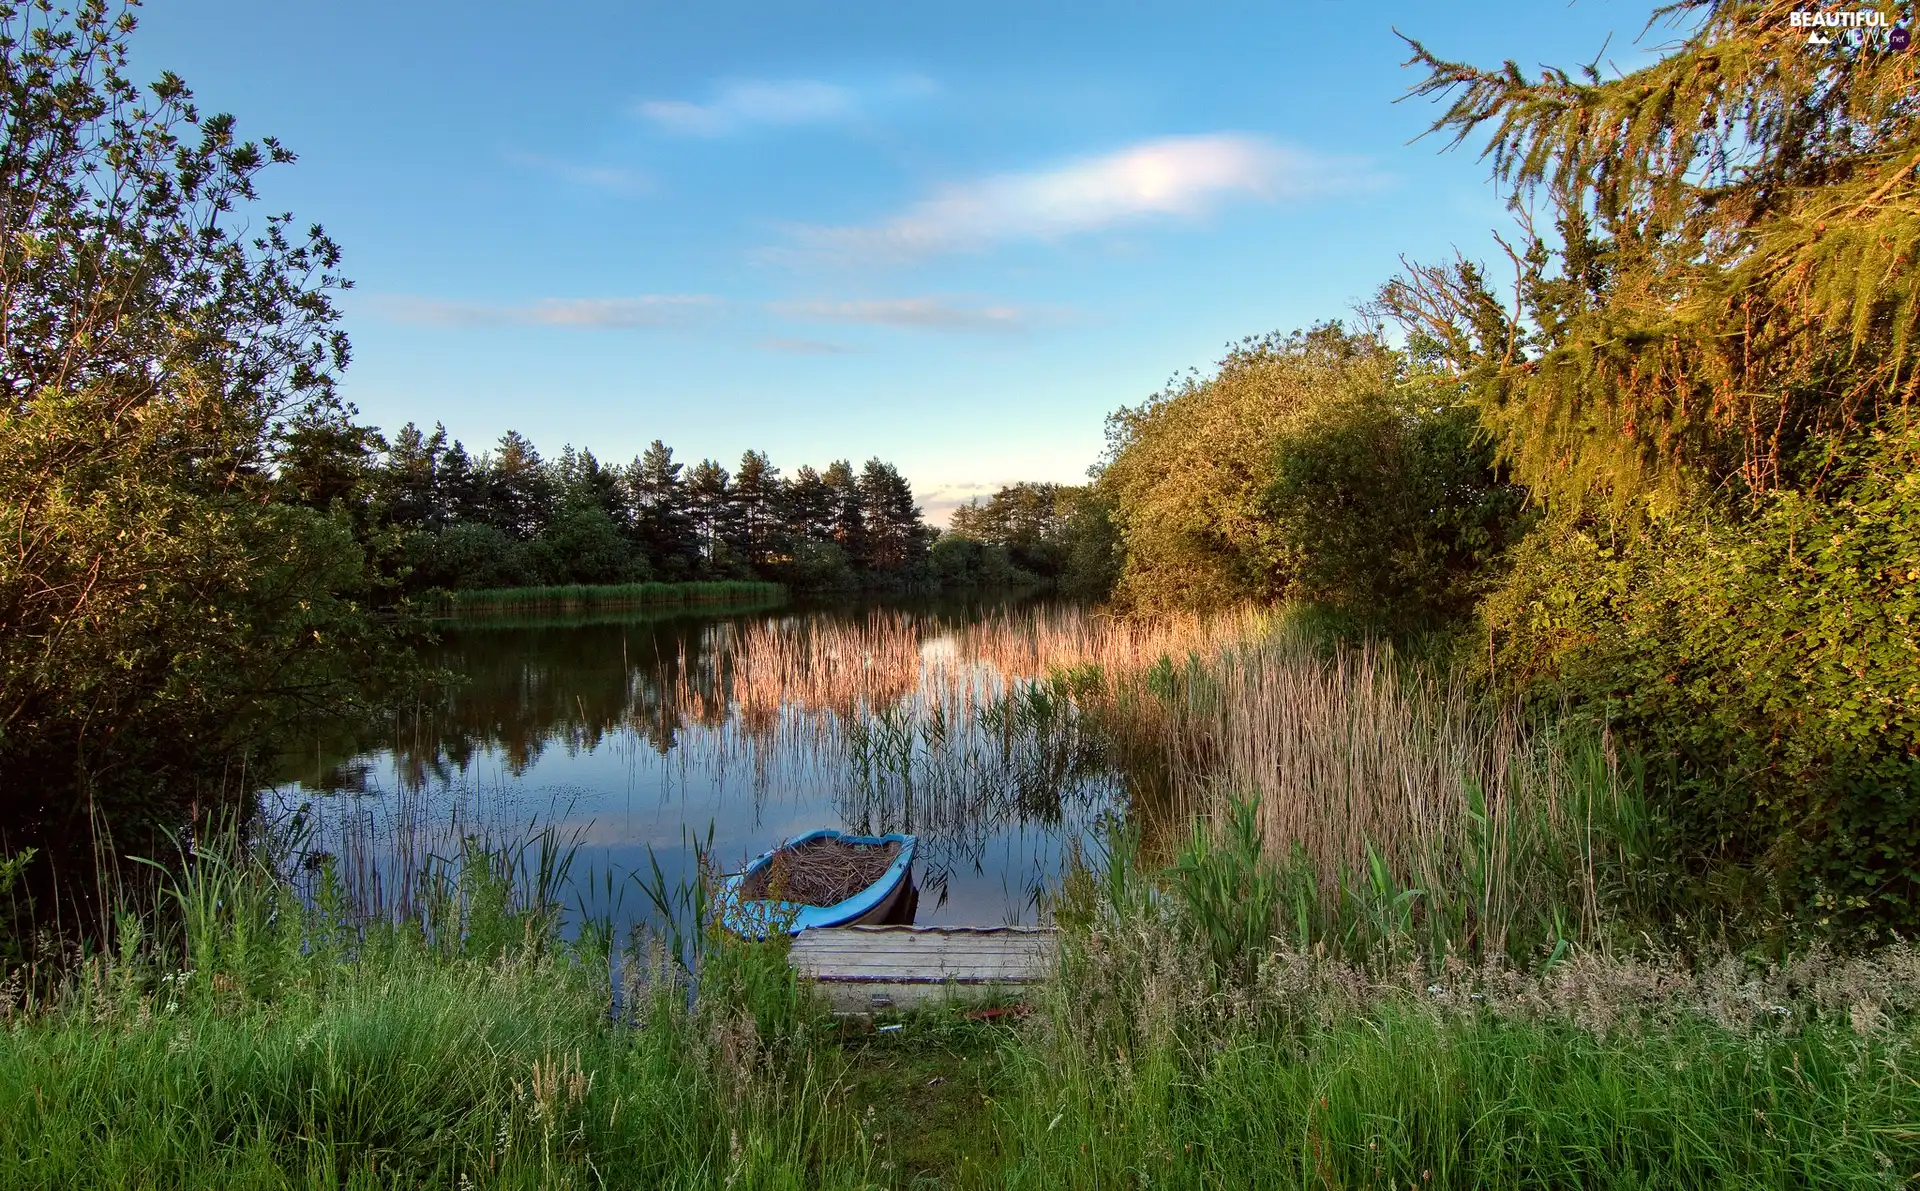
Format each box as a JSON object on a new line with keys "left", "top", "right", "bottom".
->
{"left": 132, "top": 0, "right": 1672, "bottom": 523}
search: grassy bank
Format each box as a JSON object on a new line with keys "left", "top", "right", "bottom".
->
{"left": 8, "top": 609, "right": 1918, "bottom": 1188}
{"left": 3, "top": 832, "right": 1917, "bottom": 1189}
{"left": 430, "top": 579, "right": 787, "bottom": 620}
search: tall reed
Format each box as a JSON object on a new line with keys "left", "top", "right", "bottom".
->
{"left": 1140, "top": 633, "right": 1648, "bottom": 961}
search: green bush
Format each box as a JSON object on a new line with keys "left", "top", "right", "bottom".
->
{"left": 1266, "top": 383, "right": 1531, "bottom": 627}
{"left": 1483, "top": 423, "right": 1920, "bottom": 936}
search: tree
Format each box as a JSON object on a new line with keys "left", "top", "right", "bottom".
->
{"left": 949, "top": 482, "right": 1081, "bottom": 579}
{"left": 554, "top": 445, "right": 623, "bottom": 522}
{"left": 685, "top": 458, "right": 738, "bottom": 573}
{"left": 0, "top": 1, "right": 401, "bottom": 896}
{"left": 1387, "top": 0, "right": 1920, "bottom": 933}
{"left": 1057, "top": 491, "right": 1124, "bottom": 601}
{"left": 1386, "top": 1, "right": 1920, "bottom": 510}
{"left": 783, "top": 464, "right": 835, "bottom": 544}
{"left": 623, "top": 440, "right": 695, "bottom": 578}
{"left": 1099, "top": 325, "right": 1398, "bottom": 610}
{"left": 382, "top": 421, "right": 447, "bottom": 528}
{"left": 1264, "top": 375, "right": 1531, "bottom": 626}
{"left": 857, "top": 459, "right": 931, "bottom": 577}
{"left": 728, "top": 449, "right": 783, "bottom": 568}
{"left": 438, "top": 439, "right": 486, "bottom": 524}
{"left": 484, "top": 430, "right": 551, "bottom": 539}
{"left": 821, "top": 460, "right": 864, "bottom": 561}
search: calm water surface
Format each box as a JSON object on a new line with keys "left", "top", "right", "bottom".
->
{"left": 274, "top": 598, "right": 1123, "bottom": 934}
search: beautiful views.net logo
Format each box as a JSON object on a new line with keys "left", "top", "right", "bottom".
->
{"left": 1788, "top": 8, "right": 1911, "bottom": 49}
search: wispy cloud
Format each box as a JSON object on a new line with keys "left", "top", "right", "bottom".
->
{"left": 759, "top": 336, "right": 857, "bottom": 355}
{"left": 771, "top": 296, "right": 1052, "bottom": 334}
{"left": 786, "top": 134, "right": 1374, "bottom": 262}
{"left": 506, "top": 150, "right": 652, "bottom": 195}
{"left": 918, "top": 481, "right": 1004, "bottom": 528}
{"left": 374, "top": 294, "right": 721, "bottom": 330}
{"left": 634, "top": 75, "right": 933, "bottom": 136}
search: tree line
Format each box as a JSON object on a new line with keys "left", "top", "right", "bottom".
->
{"left": 278, "top": 422, "right": 943, "bottom": 594}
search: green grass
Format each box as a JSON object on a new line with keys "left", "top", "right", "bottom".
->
{"left": 432, "top": 579, "right": 787, "bottom": 619}
{"left": 0, "top": 839, "right": 872, "bottom": 1190}
{"left": 833, "top": 1011, "right": 1016, "bottom": 1188}
{"left": 992, "top": 999, "right": 1920, "bottom": 1189}
{"left": 4, "top": 834, "right": 1919, "bottom": 1189}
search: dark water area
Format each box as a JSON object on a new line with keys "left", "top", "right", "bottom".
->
{"left": 269, "top": 595, "right": 1124, "bottom": 937}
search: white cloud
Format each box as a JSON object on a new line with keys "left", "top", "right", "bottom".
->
{"left": 374, "top": 295, "right": 721, "bottom": 330}
{"left": 506, "top": 150, "right": 651, "bottom": 195}
{"left": 636, "top": 79, "right": 858, "bottom": 136}
{"left": 917, "top": 481, "right": 1004, "bottom": 528}
{"left": 636, "top": 75, "right": 935, "bottom": 136}
{"left": 788, "top": 134, "right": 1374, "bottom": 261}
{"left": 772, "top": 296, "right": 1042, "bottom": 334}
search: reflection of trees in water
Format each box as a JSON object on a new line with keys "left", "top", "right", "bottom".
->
{"left": 288, "top": 604, "right": 1125, "bottom": 918}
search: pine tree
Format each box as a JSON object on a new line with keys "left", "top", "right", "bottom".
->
{"left": 783, "top": 465, "right": 835, "bottom": 544}
{"left": 729, "top": 449, "right": 783, "bottom": 567}
{"left": 684, "top": 458, "right": 736, "bottom": 572}
{"left": 857, "top": 458, "right": 929, "bottom": 574}
{"left": 623, "top": 441, "right": 695, "bottom": 578}
{"left": 822, "top": 460, "right": 865, "bottom": 564}
{"left": 383, "top": 421, "right": 447, "bottom": 527}
{"left": 1387, "top": 0, "right": 1920, "bottom": 510}
{"left": 438, "top": 440, "right": 486, "bottom": 524}
{"left": 485, "top": 430, "right": 552, "bottom": 539}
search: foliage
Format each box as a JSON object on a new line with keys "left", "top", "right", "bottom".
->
{"left": 0, "top": 1, "right": 404, "bottom": 893}
{"left": 368, "top": 425, "right": 940, "bottom": 594}
{"left": 1100, "top": 325, "right": 1400, "bottom": 610}
{"left": 436, "top": 580, "right": 787, "bottom": 618}
{"left": 929, "top": 534, "right": 1036, "bottom": 590}
{"left": 1385, "top": 0, "right": 1920, "bottom": 934}
{"left": 1482, "top": 423, "right": 1920, "bottom": 936}
{"left": 1387, "top": 0, "right": 1920, "bottom": 511}
{"left": 1056, "top": 491, "right": 1125, "bottom": 601}
{"left": 0, "top": 833, "right": 869, "bottom": 1189}
{"left": 1015, "top": 814, "right": 1920, "bottom": 1190}
{"left": 1098, "top": 324, "right": 1526, "bottom": 620}
{"left": 945, "top": 482, "right": 1126, "bottom": 598}
{"left": 1265, "top": 372, "right": 1532, "bottom": 626}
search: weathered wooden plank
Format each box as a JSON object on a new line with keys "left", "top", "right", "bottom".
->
{"left": 789, "top": 925, "right": 1058, "bottom": 1013}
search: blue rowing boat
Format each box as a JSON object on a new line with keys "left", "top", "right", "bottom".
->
{"left": 718, "top": 829, "right": 917, "bottom": 939}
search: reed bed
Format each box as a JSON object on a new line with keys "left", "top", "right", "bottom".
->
{"left": 1142, "top": 635, "right": 1639, "bottom": 960}
{"left": 649, "top": 603, "right": 1630, "bottom": 958}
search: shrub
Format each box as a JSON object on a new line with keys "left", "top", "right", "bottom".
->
{"left": 1483, "top": 422, "right": 1920, "bottom": 936}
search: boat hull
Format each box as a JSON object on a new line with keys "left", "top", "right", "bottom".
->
{"left": 718, "top": 830, "right": 918, "bottom": 938}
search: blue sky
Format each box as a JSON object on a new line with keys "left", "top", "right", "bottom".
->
{"left": 134, "top": 0, "right": 1667, "bottom": 521}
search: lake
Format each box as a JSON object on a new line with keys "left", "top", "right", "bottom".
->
{"left": 272, "top": 597, "right": 1127, "bottom": 936}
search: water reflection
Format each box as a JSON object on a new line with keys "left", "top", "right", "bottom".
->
{"left": 272, "top": 600, "right": 1122, "bottom": 933}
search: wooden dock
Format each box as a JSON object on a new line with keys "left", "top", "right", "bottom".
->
{"left": 788, "top": 925, "right": 1058, "bottom": 1013}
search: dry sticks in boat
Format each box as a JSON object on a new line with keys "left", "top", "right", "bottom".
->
{"left": 739, "top": 837, "right": 901, "bottom": 906}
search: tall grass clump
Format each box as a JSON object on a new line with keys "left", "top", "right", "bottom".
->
{"left": 436, "top": 579, "right": 786, "bottom": 619}
{"left": 1002, "top": 837, "right": 1920, "bottom": 1190}
{"left": 0, "top": 827, "right": 872, "bottom": 1190}
{"left": 1132, "top": 630, "right": 1660, "bottom": 964}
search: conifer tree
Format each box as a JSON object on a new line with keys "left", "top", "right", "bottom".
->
{"left": 623, "top": 440, "right": 695, "bottom": 578}
{"left": 1387, "top": 0, "right": 1920, "bottom": 509}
